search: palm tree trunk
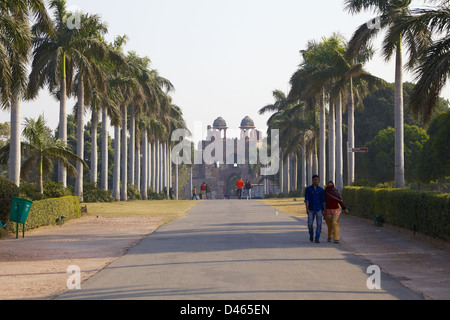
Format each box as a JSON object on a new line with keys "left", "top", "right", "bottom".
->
{"left": 113, "top": 125, "right": 120, "bottom": 201}
{"left": 121, "top": 106, "right": 128, "bottom": 201}
{"left": 39, "top": 155, "right": 44, "bottom": 194}
{"left": 302, "top": 140, "right": 307, "bottom": 192}
{"left": 90, "top": 108, "right": 98, "bottom": 186}
{"left": 9, "top": 92, "right": 21, "bottom": 187}
{"left": 129, "top": 105, "right": 135, "bottom": 186}
{"left": 348, "top": 78, "right": 355, "bottom": 186}
{"left": 307, "top": 150, "right": 313, "bottom": 186}
{"left": 156, "top": 139, "right": 160, "bottom": 193}
{"left": 101, "top": 105, "right": 108, "bottom": 191}
{"left": 328, "top": 102, "right": 336, "bottom": 184}
{"left": 320, "top": 90, "right": 327, "bottom": 186}
{"left": 135, "top": 142, "right": 141, "bottom": 192}
{"left": 149, "top": 140, "right": 153, "bottom": 190}
{"left": 75, "top": 78, "right": 84, "bottom": 202}
{"left": 395, "top": 42, "right": 406, "bottom": 188}
{"left": 294, "top": 154, "right": 298, "bottom": 191}
{"left": 313, "top": 141, "right": 318, "bottom": 178}
{"left": 279, "top": 155, "right": 284, "bottom": 193}
{"left": 336, "top": 94, "right": 344, "bottom": 192}
{"left": 175, "top": 163, "right": 179, "bottom": 200}
{"left": 166, "top": 142, "right": 170, "bottom": 199}
{"left": 151, "top": 140, "right": 156, "bottom": 190}
{"left": 58, "top": 69, "right": 67, "bottom": 187}
{"left": 286, "top": 154, "right": 291, "bottom": 194}
{"left": 141, "top": 131, "right": 148, "bottom": 200}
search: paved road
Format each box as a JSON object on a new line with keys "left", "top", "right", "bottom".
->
{"left": 59, "top": 200, "right": 424, "bottom": 300}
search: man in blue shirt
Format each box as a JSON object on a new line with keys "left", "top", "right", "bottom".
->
{"left": 304, "top": 174, "right": 326, "bottom": 243}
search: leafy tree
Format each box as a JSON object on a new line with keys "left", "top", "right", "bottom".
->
{"left": 345, "top": 0, "right": 432, "bottom": 188}
{"left": 417, "top": 111, "right": 450, "bottom": 183}
{"left": 354, "top": 82, "right": 448, "bottom": 149}
{"left": 387, "top": 1, "right": 450, "bottom": 124}
{"left": 362, "top": 124, "right": 429, "bottom": 184}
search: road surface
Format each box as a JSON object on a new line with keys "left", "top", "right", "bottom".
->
{"left": 58, "top": 200, "right": 423, "bottom": 300}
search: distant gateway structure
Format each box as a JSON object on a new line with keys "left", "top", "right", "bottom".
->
{"left": 189, "top": 116, "right": 280, "bottom": 199}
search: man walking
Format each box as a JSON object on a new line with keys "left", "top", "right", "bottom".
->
{"left": 304, "top": 175, "right": 326, "bottom": 243}
{"left": 236, "top": 177, "right": 244, "bottom": 200}
{"left": 200, "top": 182, "right": 207, "bottom": 200}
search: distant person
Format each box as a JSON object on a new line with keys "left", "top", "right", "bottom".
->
{"left": 236, "top": 178, "right": 244, "bottom": 199}
{"left": 245, "top": 179, "right": 253, "bottom": 200}
{"left": 200, "top": 182, "right": 207, "bottom": 200}
{"left": 304, "top": 175, "right": 326, "bottom": 243}
{"left": 192, "top": 187, "right": 197, "bottom": 200}
{"left": 169, "top": 187, "right": 174, "bottom": 200}
{"left": 325, "top": 181, "right": 348, "bottom": 244}
{"left": 206, "top": 184, "right": 211, "bottom": 200}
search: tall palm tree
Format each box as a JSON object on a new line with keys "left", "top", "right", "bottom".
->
{"left": 388, "top": 2, "right": 450, "bottom": 124}
{"left": 1, "top": 0, "right": 53, "bottom": 187}
{"left": 28, "top": 0, "right": 78, "bottom": 188}
{"left": 289, "top": 39, "right": 336, "bottom": 185}
{"left": 344, "top": 0, "right": 431, "bottom": 188}
{"left": 98, "top": 36, "right": 128, "bottom": 192}
{"left": 314, "top": 36, "right": 386, "bottom": 189}
{"left": 126, "top": 53, "right": 173, "bottom": 190}
{"left": 70, "top": 14, "right": 120, "bottom": 201}
{"left": 84, "top": 38, "right": 126, "bottom": 187}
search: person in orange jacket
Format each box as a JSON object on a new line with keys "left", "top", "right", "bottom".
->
{"left": 236, "top": 177, "right": 244, "bottom": 199}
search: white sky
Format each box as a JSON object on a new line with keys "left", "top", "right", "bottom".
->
{"left": 1, "top": 0, "right": 448, "bottom": 141}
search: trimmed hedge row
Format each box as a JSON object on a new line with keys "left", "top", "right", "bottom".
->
{"left": 342, "top": 187, "right": 450, "bottom": 241}
{"left": 0, "top": 176, "right": 19, "bottom": 226}
{"left": 5, "top": 196, "right": 82, "bottom": 234}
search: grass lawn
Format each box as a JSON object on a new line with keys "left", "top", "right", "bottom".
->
{"left": 259, "top": 198, "right": 307, "bottom": 217}
{"left": 84, "top": 200, "right": 199, "bottom": 225}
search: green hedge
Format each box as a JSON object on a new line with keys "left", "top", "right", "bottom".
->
{"left": 0, "top": 176, "right": 19, "bottom": 225}
{"left": 342, "top": 187, "right": 450, "bottom": 240}
{"left": 5, "top": 196, "right": 82, "bottom": 234}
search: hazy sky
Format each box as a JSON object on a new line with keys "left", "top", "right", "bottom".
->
{"left": 1, "top": 0, "right": 448, "bottom": 142}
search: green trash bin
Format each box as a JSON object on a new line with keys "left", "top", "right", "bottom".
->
{"left": 9, "top": 197, "right": 33, "bottom": 239}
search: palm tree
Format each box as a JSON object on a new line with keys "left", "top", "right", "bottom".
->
{"left": 1, "top": 0, "right": 53, "bottom": 187}
{"left": 126, "top": 53, "right": 174, "bottom": 191}
{"left": 270, "top": 101, "right": 318, "bottom": 192}
{"left": 84, "top": 38, "right": 126, "bottom": 188}
{"left": 344, "top": 0, "right": 431, "bottom": 188}
{"left": 259, "top": 90, "right": 291, "bottom": 193}
{"left": 0, "top": 9, "right": 28, "bottom": 106}
{"left": 28, "top": 0, "right": 77, "bottom": 188}
{"left": 0, "top": 115, "right": 87, "bottom": 194}
{"left": 314, "top": 35, "right": 386, "bottom": 189}
{"left": 289, "top": 39, "right": 335, "bottom": 186}
{"left": 388, "top": 2, "right": 450, "bottom": 124}
{"left": 70, "top": 13, "right": 120, "bottom": 201}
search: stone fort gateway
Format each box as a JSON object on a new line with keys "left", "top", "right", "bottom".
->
{"left": 179, "top": 116, "right": 285, "bottom": 200}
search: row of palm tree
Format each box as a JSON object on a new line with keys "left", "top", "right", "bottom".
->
{"left": 261, "top": 0, "right": 449, "bottom": 192}
{"left": 1, "top": 0, "right": 188, "bottom": 201}
{"left": 261, "top": 33, "right": 385, "bottom": 192}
